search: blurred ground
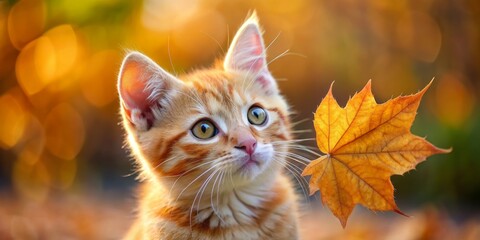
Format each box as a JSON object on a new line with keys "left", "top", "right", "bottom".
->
{"left": 0, "top": 191, "right": 479, "bottom": 240}
{"left": 0, "top": 191, "right": 133, "bottom": 239}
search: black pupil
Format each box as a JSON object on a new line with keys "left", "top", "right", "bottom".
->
{"left": 253, "top": 109, "right": 260, "bottom": 119}
{"left": 201, "top": 123, "right": 209, "bottom": 133}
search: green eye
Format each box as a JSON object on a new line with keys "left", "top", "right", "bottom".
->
{"left": 191, "top": 120, "right": 218, "bottom": 139}
{"left": 248, "top": 106, "right": 267, "bottom": 125}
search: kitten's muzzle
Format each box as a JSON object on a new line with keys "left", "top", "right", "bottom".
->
{"left": 231, "top": 127, "right": 257, "bottom": 155}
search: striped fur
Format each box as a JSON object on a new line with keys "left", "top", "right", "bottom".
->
{"left": 119, "top": 14, "right": 300, "bottom": 240}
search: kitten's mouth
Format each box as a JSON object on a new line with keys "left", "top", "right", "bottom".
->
{"left": 232, "top": 146, "right": 273, "bottom": 178}
{"left": 241, "top": 156, "right": 260, "bottom": 168}
{"left": 236, "top": 156, "right": 261, "bottom": 174}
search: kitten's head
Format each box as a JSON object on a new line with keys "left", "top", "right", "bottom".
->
{"left": 118, "top": 14, "right": 291, "bottom": 196}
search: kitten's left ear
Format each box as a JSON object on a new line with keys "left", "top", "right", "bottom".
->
{"left": 224, "top": 13, "right": 278, "bottom": 95}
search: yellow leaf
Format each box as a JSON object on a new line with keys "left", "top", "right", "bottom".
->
{"left": 302, "top": 80, "right": 451, "bottom": 227}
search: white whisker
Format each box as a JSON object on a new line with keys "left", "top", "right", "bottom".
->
{"left": 271, "top": 138, "right": 315, "bottom": 144}
{"left": 167, "top": 36, "right": 177, "bottom": 76}
{"left": 291, "top": 118, "right": 310, "bottom": 127}
{"left": 266, "top": 49, "right": 289, "bottom": 66}
{"left": 291, "top": 129, "right": 312, "bottom": 134}
{"left": 288, "top": 146, "right": 322, "bottom": 157}
{"left": 211, "top": 170, "right": 226, "bottom": 224}
{"left": 282, "top": 159, "right": 311, "bottom": 203}
{"left": 201, "top": 31, "right": 225, "bottom": 54}
{"left": 242, "top": 32, "right": 282, "bottom": 95}
{"left": 174, "top": 157, "right": 231, "bottom": 202}
{"left": 191, "top": 168, "right": 220, "bottom": 227}
{"left": 275, "top": 152, "right": 312, "bottom": 165}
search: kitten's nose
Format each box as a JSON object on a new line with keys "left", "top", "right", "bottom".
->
{"left": 235, "top": 138, "right": 257, "bottom": 155}
{"left": 232, "top": 127, "right": 257, "bottom": 155}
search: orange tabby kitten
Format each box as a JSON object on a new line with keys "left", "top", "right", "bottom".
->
{"left": 118, "top": 14, "right": 300, "bottom": 239}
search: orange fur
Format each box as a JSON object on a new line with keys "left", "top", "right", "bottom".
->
{"left": 119, "top": 14, "right": 300, "bottom": 240}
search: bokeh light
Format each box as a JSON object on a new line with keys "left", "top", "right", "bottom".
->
{"left": 396, "top": 11, "right": 442, "bottom": 63}
{"left": 44, "top": 103, "right": 85, "bottom": 160}
{"left": 80, "top": 50, "right": 120, "bottom": 107}
{"left": 42, "top": 25, "right": 78, "bottom": 82}
{"left": 433, "top": 73, "right": 475, "bottom": 127}
{"left": 7, "top": 0, "right": 46, "bottom": 50}
{"left": 15, "top": 24, "right": 78, "bottom": 95}
{"left": 16, "top": 36, "right": 56, "bottom": 95}
{"left": 0, "top": 92, "right": 27, "bottom": 149}
{"left": 141, "top": 0, "right": 201, "bottom": 32}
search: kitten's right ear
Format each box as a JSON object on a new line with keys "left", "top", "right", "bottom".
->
{"left": 224, "top": 13, "right": 278, "bottom": 95}
{"left": 118, "top": 51, "right": 182, "bottom": 131}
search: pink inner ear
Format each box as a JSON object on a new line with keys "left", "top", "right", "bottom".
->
{"left": 250, "top": 32, "right": 263, "bottom": 55}
{"left": 224, "top": 22, "right": 279, "bottom": 94}
{"left": 120, "top": 61, "right": 153, "bottom": 111}
{"left": 248, "top": 31, "right": 264, "bottom": 71}
{"left": 238, "top": 27, "right": 265, "bottom": 72}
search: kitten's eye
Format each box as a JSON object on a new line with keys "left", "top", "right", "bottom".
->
{"left": 191, "top": 120, "right": 218, "bottom": 139}
{"left": 247, "top": 106, "right": 267, "bottom": 126}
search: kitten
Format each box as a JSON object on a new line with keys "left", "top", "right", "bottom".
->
{"left": 118, "top": 13, "right": 300, "bottom": 240}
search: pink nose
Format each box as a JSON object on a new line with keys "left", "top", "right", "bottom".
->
{"left": 232, "top": 127, "right": 257, "bottom": 155}
{"left": 235, "top": 138, "right": 257, "bottom": 155}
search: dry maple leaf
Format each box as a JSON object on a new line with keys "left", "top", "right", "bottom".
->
{"left": 302, "top": 80, "right": 451, "bottom": 227}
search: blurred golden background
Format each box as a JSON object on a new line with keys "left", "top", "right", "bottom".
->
{"left": 0, "top": 0, "right": 479, "bottom": 239}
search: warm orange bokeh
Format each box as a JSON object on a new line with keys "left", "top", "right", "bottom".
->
{"left": 7, "top": 0, "right": 46, "bottom": 50}
{"left": 0, "top": 92, "right": 27, "bottom": 148}
{"left": 433, "top": 73, "right": 475, "bottom": 127}
{"left": 45, "top": 103, "right": 85, "bottom": 161}
{"left": 16, "top": 24, "right": 79, "bottom": 95}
